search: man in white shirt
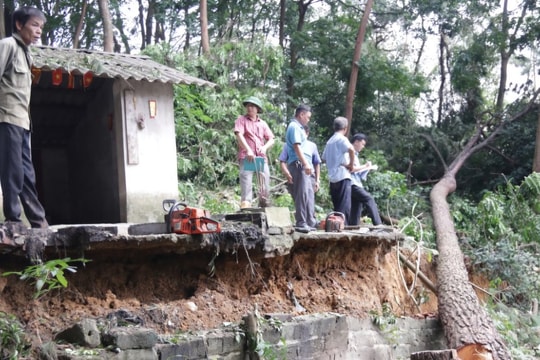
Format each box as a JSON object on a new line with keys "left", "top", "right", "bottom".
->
{"left": 321, "top": 117, "right": 355, "bottom": 224}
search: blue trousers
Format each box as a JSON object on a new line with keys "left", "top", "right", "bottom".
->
{"left": 0, "top": 123, "right": 48, "bottom": 228}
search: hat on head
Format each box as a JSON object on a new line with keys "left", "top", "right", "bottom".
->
{"left": 243, "top": 96, "right": 263, "bottom": 113}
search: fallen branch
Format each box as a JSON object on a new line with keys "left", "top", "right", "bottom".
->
{"left": 398, "top": 251, "right": 438, "bottom": 295}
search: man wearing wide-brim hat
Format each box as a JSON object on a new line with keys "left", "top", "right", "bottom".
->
{"left": 234, "top": 96, "right": 275, "bottom": 209}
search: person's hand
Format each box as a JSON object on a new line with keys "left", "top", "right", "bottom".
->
{"left": 314, "top": 181, "right": 320, "bottom": 192}
{"left": 286, "top": 173, "right": 293, "bottom": 184}
{"left": 304, "top": 166, "right": 313, "bottom": 176}
{"left": 246, "top": 151, "right": 255, "bottom": 162}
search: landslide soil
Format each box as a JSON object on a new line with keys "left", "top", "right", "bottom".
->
{"left": 0, "top": 238, "right": 440, "bottom": 350}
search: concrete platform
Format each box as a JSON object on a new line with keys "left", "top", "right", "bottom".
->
{"left": 0, "top": 207, "right": 404, "bottom": 260}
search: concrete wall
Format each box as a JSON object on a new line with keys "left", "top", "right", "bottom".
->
{"left": 113, "top": 79, "right": 179, "bottom": 223}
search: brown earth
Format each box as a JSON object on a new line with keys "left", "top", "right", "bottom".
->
{"left": 0, "top": 237, "right": 440, "bottom": 353}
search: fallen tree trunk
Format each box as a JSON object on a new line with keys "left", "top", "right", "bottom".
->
{"left": 411, "top": 349, "right": 458, "bottom": 360}
{"left": 431, "top": 173, "right": 510, "bottom": 360}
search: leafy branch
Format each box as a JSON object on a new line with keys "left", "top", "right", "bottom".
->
{"left": 2, "top": 258, "right": 90, "bottom": 299}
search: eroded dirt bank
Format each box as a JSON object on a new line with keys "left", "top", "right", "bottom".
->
{"left": 0, "top": 234, "right": 439, "bottom": 351}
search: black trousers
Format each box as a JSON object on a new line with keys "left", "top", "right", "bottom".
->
{"left": 330, "top": 179, "right": 351, "bottom": 225}
{"left": 350, "top": 184, "right": 382, "bottom": 226}
{"left": 0, "top": 123, "right": 47, "bottom": 228}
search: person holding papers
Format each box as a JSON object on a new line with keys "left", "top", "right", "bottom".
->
{"left": 234, "top": 96, "right": 275, "bottom": 209}
{"left": 349, "top": 133, "right": 382, "bottom": 226}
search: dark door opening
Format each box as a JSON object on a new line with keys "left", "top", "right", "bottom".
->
{"left": 30, "top": 73, "right": 121, "bottom": 225}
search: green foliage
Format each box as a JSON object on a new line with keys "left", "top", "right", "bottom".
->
{"left": 368, "top": 169, "right": 429, "bottom": 218}
{"left": 398, "top": 205, "right": 437, "bottom": 253}
{"left": 0, "top": 312, "right": 30, "bottom": 360}
{"left": 451, "top": 34, "right": 496, "bottom": 97}
{"left": 369, "top": 302, "right": 398, "bottom": 344}
{"left": 271, "top": 192, "right": 294, "bottom": 210}
{"left": 360, "top": 149, "right": 433, "bottom": 238}
{"left": 456, "top": 106, "right": 537, "bottom": 197}
{"left": 244, "top": 309, "right": 287, "bottom": 360}
{"left": 174, "top": 84, "right": 240, "bottom": 188}
{"left": 357, "top": 47, "right": 428, "bottom": 100}
{"left": 142, "top": 41, "right": 288, "bottom": 193}
{"left": 454, "top": 173, "right": 540, "bottom": 309}
{"left": 2, "top": 258, "right": 90, "bottom": 299}
{"left": 486, "top": 302, "right": 540, "bottom": 359}
{"left": 369, "top": 302, "right": 396, "bottom": 329}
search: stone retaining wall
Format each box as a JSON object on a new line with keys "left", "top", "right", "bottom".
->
{"left": 55, "top": 313, "right": 445, "bottom": 359}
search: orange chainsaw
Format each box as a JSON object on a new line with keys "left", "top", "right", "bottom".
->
{"left": 163, "top": 200, "right": 221, "bottom": 235}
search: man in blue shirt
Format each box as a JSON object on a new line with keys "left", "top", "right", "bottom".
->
{"left": 285, "top": 105, "right": 317, "bottom": 233}
{"left": 279, "top": 125, "right": 321, "bottom": 194}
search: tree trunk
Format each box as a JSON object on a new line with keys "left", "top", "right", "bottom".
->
{"left": 436, "top": 31, "right": 446, "bottom": 127}
{"left": 73, "top": 0, "right": 87, "bottom": 49}
{"left": 411, "top": 349, "right": 458, "bottom": 360}
{"left": 145, "top": 0, "right": 155, "bottom": 48}
{"left": 183, "top": 4, "right": 191, "bottom": 52}
{"left": 97, "top": 0, "right": 114, "bottom": 52}
{"left": 0, "top": 0, "right": 5, "bottom": 39}
{"left": 413, "top": 16, "right": 427, "bottom": 75}
{"left": 200, "top": 0, "right": 210, "bottom": 55}
{"left": 154, "top": 21, "right": 164, "bottom": 43}
{"left": 2, "top": 0, "right": 14, "bottom": 38}
{"left": 496, "top": 0, "right": 510, "bottom": 111}
{"left": 279, "top": 0, "right": 285, "bottom": 48}
{"left": 286, "top": 0, "right": 311, "bottom": 102}
{"left": 344, "top": 0, "right": 373, "bottom": 135}
{"left": 111, "top": 0, "right": 131, "bottom": 53}
{"left": 431, "top": 171, "right": 511, "bottom": 360}
{"left": 138, "top": 0, "right": 146, "bottom": 50}
{"left": 534, "top": 109, "right": 540, "bottom": 172}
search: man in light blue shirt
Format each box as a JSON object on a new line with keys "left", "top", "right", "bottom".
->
{"left": 321, "top": 116, "right": 355, "bottom": 224}
{"left": 279, "top": 125, "right": 321, "bottom": 194}
{"left": 285, "top": 105, "right": 317, "bottom": 233}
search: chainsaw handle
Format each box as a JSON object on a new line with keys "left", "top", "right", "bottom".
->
{"left": 325, "top": 211, "right": 345, "bottom": 222}
{"left": 163, "top": 199, "right": 187, "bottom": 212}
